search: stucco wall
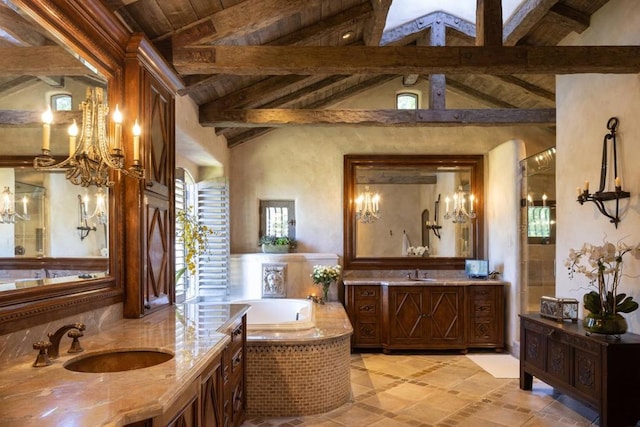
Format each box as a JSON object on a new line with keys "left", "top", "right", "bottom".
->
{"left": 487, "top": 139, "right": 526, "bottom": 350}
{"left": 556, "top": 0, "right": 640, "bottom": 333}
{"left": 229, "top": 78, "right": 554, "bottom": 255}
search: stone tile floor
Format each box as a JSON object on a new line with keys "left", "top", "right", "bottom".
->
{"left": 241, "top": 352, "right": 602, "bottom": 426}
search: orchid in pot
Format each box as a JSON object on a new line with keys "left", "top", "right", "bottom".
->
{"left": 311, "top": 264, "right": 342, "bottom": 303}
{"left": 565, "top": 238, "right": 640, "bottom": 336}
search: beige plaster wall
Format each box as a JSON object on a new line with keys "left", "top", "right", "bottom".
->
{"left": 175, "top": 94, "right": 229, "bottom": 180}
{"left": 556, "top": 0, "right": 640, "bottom": 333}
{"left": 487, "top": 139, "right": 526, "bottom": 351}
{"left": 229, "top": 78, "right": 554, "bottom": 255}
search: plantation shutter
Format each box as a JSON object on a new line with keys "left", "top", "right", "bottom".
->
{"left": 197, "top": 180, "right": 230, "bottom": 300}
{"left": 174, "top": 170, "right": 188, "bottom": 303}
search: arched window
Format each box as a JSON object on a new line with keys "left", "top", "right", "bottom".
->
{"left": 51, "top": 93, "right": 73, "bottom": 111}
{"left": 396, "top": 90, "right": 421, "bottom": 110}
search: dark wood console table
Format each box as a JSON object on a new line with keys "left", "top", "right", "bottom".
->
{"left": 520, "top": 314, "right": 640, "bottom": 427}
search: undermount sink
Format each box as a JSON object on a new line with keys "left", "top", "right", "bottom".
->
{"left": 64, "top": 349, "right": 174, "bottom": 373}
{"left": 408, "top": 277, "right": 437, "bottom": 282}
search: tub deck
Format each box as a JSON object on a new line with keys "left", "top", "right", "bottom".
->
{"left": 244, "top": 302, "right": 354, "bottom": 418}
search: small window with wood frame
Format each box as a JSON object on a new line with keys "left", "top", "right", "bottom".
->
{"left": 259, "top": 200, "right": 295, "bottom": 239}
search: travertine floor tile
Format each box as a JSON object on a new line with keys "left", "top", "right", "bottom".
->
{"left": 242, "top": 353, "right": 601, "bottom": 427}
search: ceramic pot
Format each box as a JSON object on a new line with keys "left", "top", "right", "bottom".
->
{"left": 583, "top": 312, "right": 628, "bottom": 336}
{"left": 261, "top": 244, "right": 290, "bottom": 253}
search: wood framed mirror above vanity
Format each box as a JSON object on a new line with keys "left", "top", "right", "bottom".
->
{"left": 0, "top": 0, "right": 179, "bottom": 333}
{"left": 343, "top": 154, "right": 485, "bottom": 270}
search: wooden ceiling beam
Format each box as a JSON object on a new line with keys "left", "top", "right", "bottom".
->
{"left": 546, "top": 3, "right": 590, "bottom": 34}
{"left": 171, "top": 0, "right": 320, "bottom": 47}
{"left": 0, "top": 45, "right": 90, "bottom": 76}
{"left": 503, "top": 0, "right": 559, "bottom": 46}
{"left": 476, "top": 0, "right": 503, "bottom": 47}
{"left": 201, "top": 108, "right": 556, "bottom": 127}
{"left": 173, "top": 45, "right": 640, "bottom": 76}
{"left": 363, "top": 0, "right": 392, "bottom": 46}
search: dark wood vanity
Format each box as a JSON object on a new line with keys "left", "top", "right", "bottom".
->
{"left": 345, "top": 279, "right": 505, "bottom": 353}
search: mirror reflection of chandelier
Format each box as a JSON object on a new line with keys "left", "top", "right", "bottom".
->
{"left": 444, "top": 186, "right": 476, "bottom": 223}
{"left": 0, "top": 186, "right": 30, "bottom": 224}
{"left": 355, "top": 186, "right": 380, "bottom": 224}
{"left": 34, "top": 87, "right": 144, "bottom": 188}
{"left": 77, "top": 188, "right": 108, "bottom": 240}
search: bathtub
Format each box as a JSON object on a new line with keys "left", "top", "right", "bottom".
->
{"left": 233, "top": 298, "right": 315, "bottom": 331}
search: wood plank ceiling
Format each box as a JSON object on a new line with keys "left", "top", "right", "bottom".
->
{"left": 1, "top": 0, "right": 622, "bottom": 147}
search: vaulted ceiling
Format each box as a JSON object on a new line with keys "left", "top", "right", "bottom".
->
{"left": 2, "top": 0, "right": 633, "bottom": 148}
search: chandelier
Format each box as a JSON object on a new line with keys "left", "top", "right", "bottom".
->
{"left": 444, "top": 186, "right": 476, "bottom": 223}
{"left": 0, "top": 186, "right": 29, "bottom": 224}
{"left": 77, "top": 188, "right": 108, "bottom": 240}
{"left": 355, "top": 186, "right": 380, "bottom": 224}
{"left": 34, "top": 87, "right": 143, "bottom": 188}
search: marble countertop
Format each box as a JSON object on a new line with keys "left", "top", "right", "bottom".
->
{"left": 0, "top": 303, "right": 249, "bottom": 427}
{"left": 344, "top": 278, "right": 507, "bottom": 286}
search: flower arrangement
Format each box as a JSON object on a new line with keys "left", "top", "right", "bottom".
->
{"left": 565, "top": 238, "right": 640, "bottom": 328}
{"left": 176, "top": 207, "right": 213, "bottom": 281}
{"left": 407, "top": 246, "right": 428, "bottom": 256}
{"left": 311, "top": 264, "right": 342, "bottom": 302}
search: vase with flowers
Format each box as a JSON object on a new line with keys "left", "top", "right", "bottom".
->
{"left": 311, "top": 264, "right": 342, "bottom": 303}
{"left": 566, "top": 238, "right": 640, "bottom": 336}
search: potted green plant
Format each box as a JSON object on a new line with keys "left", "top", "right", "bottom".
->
{"left": 259, "top": 235, "right": 297, "bottom": 253}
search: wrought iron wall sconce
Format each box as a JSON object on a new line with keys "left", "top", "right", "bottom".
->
{"left": 425, "top": 194, "right": 442, "bottom": 239}
{"left": 576, "top": 117, "right": 629, "bottom": 228}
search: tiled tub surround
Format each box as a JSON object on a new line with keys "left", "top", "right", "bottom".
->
{"left": 245, "top": 302, "right": 353, "bottom": 418}
{"left": 0, "top": 303, "right": 249, "bottom": 426}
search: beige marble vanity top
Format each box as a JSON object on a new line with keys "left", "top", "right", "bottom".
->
{"left": 344, "top": 278, "right": 506, "bottom": 286}
{"left": 0, "top": 303, "right": 249, "bottom": 427}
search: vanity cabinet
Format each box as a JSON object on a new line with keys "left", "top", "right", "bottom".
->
{"left": 466, "top": 285, "right": 504, "bottom": 348}
{"left": 520, "top": 314, "right": 640, "bottom": 427}
{"left": 221, "top": 315, "right": 246, "bottom": 427}
{"left": 383, "top": 286, "right": 465, "bottom": 351}
{"left": 345, "top": 285, "right": 383, "bottom": 348}
{"left": 345, "top": 281, "right": 504, "bottom": 352}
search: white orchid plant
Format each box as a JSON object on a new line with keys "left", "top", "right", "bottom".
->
{"left": 565, "top": 238, "right": 640, "bottom": 316}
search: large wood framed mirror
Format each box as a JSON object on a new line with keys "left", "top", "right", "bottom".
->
{"left": 344, "top": 154, "right": 484, "bottom": 270}
{"left": 0, "top": 1, "right": 126, "bottom": 333}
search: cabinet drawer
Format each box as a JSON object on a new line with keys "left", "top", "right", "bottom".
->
{"left": 355, "top": 286, "right": 380, "bottom": 299}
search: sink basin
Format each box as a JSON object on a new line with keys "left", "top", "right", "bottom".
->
{"left": 64, "top": 349, "right": 174, "bottom": 373}
{"left": 408, "top": 277, "right": 437, "bottom": 282}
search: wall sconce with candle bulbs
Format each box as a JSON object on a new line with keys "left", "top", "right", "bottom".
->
{"left": 355, "top": 186, "right": 381, "bottom": 224}
{"left": 35, "top": 87, "right": 143, "bottom": 188}
{"left": 77, "top": 188, "right": 107, "bottom": 240}
{"left": 425, "top": 193, "right": 442, "bottom": 239}
{"left": 576, "top": 117, "right": 629, "bottom": 228}
{"left": 444, "top": 186, "right": 476, "bottom": 223}
{"left": 0, "top": 186, "right": 29, "bottom": 224}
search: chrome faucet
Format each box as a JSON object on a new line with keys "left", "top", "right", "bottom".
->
{"left": 46, "top": 323, "right": 86, "bottom": 359}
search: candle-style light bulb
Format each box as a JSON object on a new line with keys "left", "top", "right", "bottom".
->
{"left": 469, "top": 194, "right": 475, "bottom": 213}
{"left": 542, "top": 193, "right": 547, "bottom": 207}
{"left": 615, "top": 176, "right": 621, "bottom": 189}
{"left": 42, "top": 105, "right": 53, "bottom": 151}
{"left": 22, "top": 196, "right": 28, "bottom": 216}
{"left": 113, "top": 105, "right": 122, "bottom": 150}
{"left": 68, "top": 120, "right": 78, "bottom": 157}
{"left": 132, "top": 119, "right": 141, "bottom": 162}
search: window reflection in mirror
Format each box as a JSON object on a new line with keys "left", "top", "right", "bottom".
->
{"left": 354, "top": 165, "right": 473, "bottom": 258}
